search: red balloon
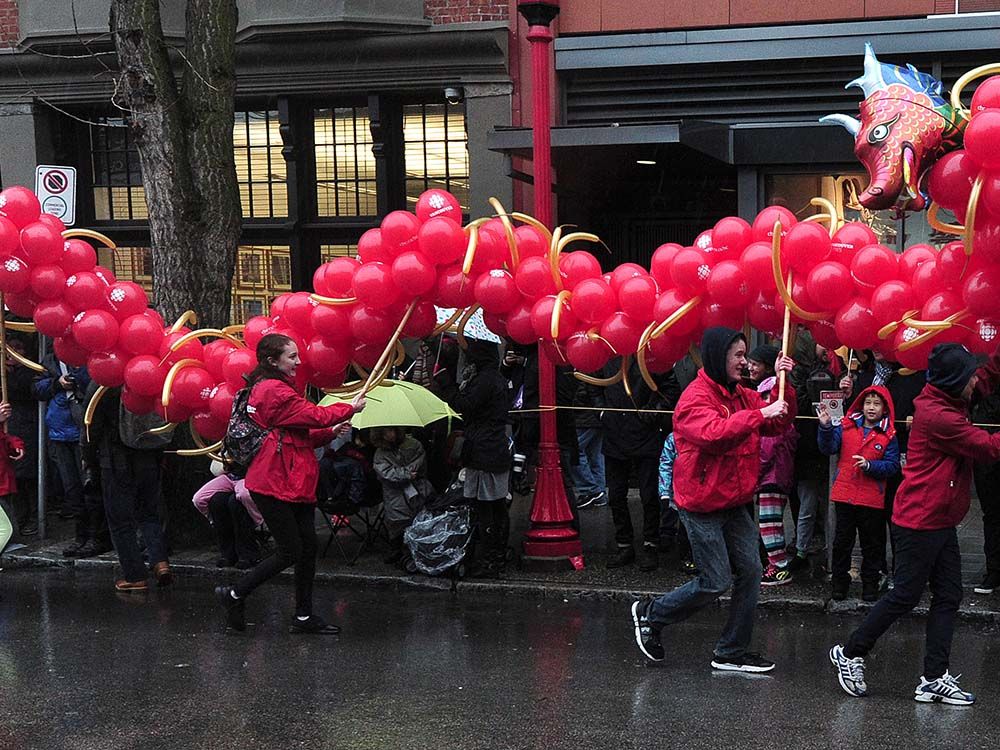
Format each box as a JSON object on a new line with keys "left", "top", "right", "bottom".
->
{"left": 531, "top": 295, "right": 576, "bottom": 340}
{"left": 353, "top": 262, "right": 401, "bottom": 308}
{"left": 0, "top": 187, "right": 40, "bottom": 228}
{"left": 706, "top": 260, "right": 750, "bottom": 309}
{"left": 572, "top": 278, "right": 616, "bottom": 325}
{"left": 787, "top": 276, "right": 819, "bottom": 317}
{"left": 964, "top": 111, "right": 1000, "bottom": 170}
{"left": 540, "top": 339, "right": 570, "bottom": 366}
{"left": 893, "top": 326, "right": 935, "bottom": 370}
{"left": 712, "top": 217, "right": 752, "bottom": 259}
{"left": 0, "top": 256, "right": 29, "bottom": 293}
{"left": 29, "top": 265, "right": 66, "bottom": 299}
{"left": 38, "top": 212, "right": 66, "bottom": 233}
{"left": 809, "top": 318, "right": 842, "bottom": 350}
{"left": 650, "top": 243, "right": 683, "bottom": 287}
{"left": 61, "top": 239, "right": 97, "bottom": 274}
{"left": 937, "top": 241, "right": 969, "bottom": 289}
{"left": 282, "top": 292, "right": 316, "bottom": 335}
{"left": 0, "top": 217, "right": 18, "bottom": 256}
{"left": 158, "top": 328, "right": 204, "bottom": 366}
{"left": 434, "top": 264, "right": 476, "bottom": 309}
{"left": 700, "top": 301, "right": 743, "bottom": 331}
{"left": 380, "top": 210, "right": 422, "bottom": 254}
{"left": 565, "top": 332, "right": 612, "bottom": 372}
{"left": 618, "top": 275, "right": 659, "bottom": 322}
{"left": 155, "top": 400, "right": 195, "bottom": 424}
{"left": 751, "top": 205, "right": 796, "bottom": 243}
{"left": 314, "top": 257, "right": 359, "bottom": 297}
{"left": 830, "top": 223, "right": 877, "bottom": 266}
{"left": 911, "top": 259, "right": 943, "bottom": 304}
{"left": 646, "top": 333, "right": 689, "bottom": 372}
{"left": 921, "top": 290, "right": 963, "bottom": 322}
{"left": 19, "top": 222, "right": 63, "bottom": 265}
{"left": 64, "top": 272, "right": 108, "bottom": 311}
{"left": 964, "top": 267, "right": 1000, "bottom": 318}
{"left": 349, "top": 305, "right": 396, "bottom": 345}
{"left": 402, "top": 301, "right": 437, "bottom": 339}
{"left": 739, "top": 241, "right": 776, "bottom": 295}
{"left": 693, "top": 230, "right": 715, "bottom": 254}
{"left": 609, "top": 263, "right": 647, "bottom": 294}
{"left": 243, "top": 315, "right": 274, "bottom": 349}
{"left": 600, "top": 312, "right": 644, "bottom": 355}
{"left": 967, "top": 318, "right": 1000, "bottom": 354}
{"left": 653, "top": 289, "right": 700, "bottom": 337}
{"left": 269, "top": 293, "right": 292, "bottom": 320}
{"left": 53, "top": 335, "right": 89, "bottom": 367}
{"left": 222, "top": 348, "right": 257, "bottom": 387}
{"left": 305, "top": 337, "right": 350, "bottom": 375}
{"left": 505, "top": 301, "right": 536, "bottom": 345}
{"left": 559, "top": 251, "right": 602, "bottom": 291}
{"left": 33, "top": 299, "right": 74, "bottom": 337}
{"left": 201, "top": 339, "right": 238, "bottom": 382}
{"left": 352, "top": 342, "right": 382, "bottom": 370}
{"left": 357, "top": 228, "right": 389, "bottom": 264}
{"left": 391, "top": 250, "right": 437, "bottom": 295}
{"left": 898, "top": 244, "right": 937, "bottom": 284}
{"left": 418, "top": 216, "right": 465, "bottom": 266}
{"left": 871, "top": 280, "right": 916, "bottom": 327}
{"left": 514, "top": 255, "right": 556, "bottom": 299}
{"left": 974, "top": 217, "right": 1000, "bottom": 264}
{"left": 4, "top": 292, "right": 36, "bottom": 318}
{"left": 851, "top": 244, "right": 898, "bottom": 291}
{"left": 124, "top": 355, "right": 168, "bottom": 397}
{"left": 805, "top": 261, "right": 852, "bottom": 310}
{"left": 415, "top": 188, "right": 462, "bottom": 224}
{"left": 781, "top": 222, "right": 831, "bottom": 274}
{"left": 93, "top": 265, "right": 116, "bottom": 286}
{"left": 475, "top": 269, "right": 520, "bottom": 314}
{"left": 208, "top": 382, "right": 238, "bottom": 423}
{"left": 311, "top": 304, "right": 353, "bottom": 345}
{"left": 191, "top": 411, "right": 227, "bottom": 443}
{"left": 514, "top": 225, "right": 547, "bottom": 259}
{"left": 972, "top": 76, "right": 1000, "bottom": 114}
{"left": 107, "top": 281, "right": 149, "bottom": 321}
{"left": 470, "top": 227, "right": 509, "bottom": 275}
{"left": 87, "top": 349, "right": 128, "bottom": 388}
{"left": 72, "top": 309, "right": 119, "bottom": 351}
{"left": 671, "top": 249, "right": 712, "bottom": 294}
{"left": 746, "top": 292, "right": 783, "bottom": 336}
{"left": 121, "top": 388, "right": 157, "bottom": 416}
{"left": 118, "top": 313, "right": 165, "bottom": 356}
{"left": 927, "top": 150, "right": 977, "bottom": 210}
{"left": 481, "top": 311, "right": 508, "bottom": 339}
{"left": 834, "top": 298, "right": 876, "bottom": 349}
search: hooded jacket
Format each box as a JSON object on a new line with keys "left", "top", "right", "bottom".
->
{"left": 756, "top": 375, "right": 799, "bottom": 494}
{"left": 892, "top": 346, "right": 1000, "bottom": 530}
{"left": 848, "top": 358, "right": 923, "bottom": 454}
{"left": 818, "top": 385, "right": 900, "bottom": 509}
{"left": 672, "top": 327, "right": 795, "bottom": 513}
{"left": 599, "top": 358, "right": 682, "bottom": 459}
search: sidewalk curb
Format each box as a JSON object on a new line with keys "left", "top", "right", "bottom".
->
{"left": 5, "top": 547, "right": 999, "bottom": 625}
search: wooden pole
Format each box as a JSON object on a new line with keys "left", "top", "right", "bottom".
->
{"left": 778, "top": 271, "right": 792, "bottom": 402}
{"left": 0, "top": 293, "right": 9, "bottom": 429}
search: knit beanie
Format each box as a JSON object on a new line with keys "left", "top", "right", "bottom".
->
{"left": 926, "top": 343, "right": 978, "bottom": 397}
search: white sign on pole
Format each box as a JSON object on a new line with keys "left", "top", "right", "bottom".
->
{"left": 34, "top": 164, "right": 77, "bottom": 226}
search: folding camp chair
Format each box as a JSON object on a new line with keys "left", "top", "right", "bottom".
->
{"left": 317, "top": 492, "right": 387, "bottom": 565}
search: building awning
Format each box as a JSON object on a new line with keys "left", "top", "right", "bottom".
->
{"left": 488, "top": 120, "right": 855, "bottom": 167}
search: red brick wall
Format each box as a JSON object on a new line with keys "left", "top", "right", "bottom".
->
{"left": 0, "top": 0, "right": 17, "bottom": 48}
{"left": 425, "top": 0, "right": 509, "bottom": 24}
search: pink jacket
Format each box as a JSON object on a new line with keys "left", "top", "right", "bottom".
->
{"left": 192, "top": 474, "right": 263, "bottom": 527}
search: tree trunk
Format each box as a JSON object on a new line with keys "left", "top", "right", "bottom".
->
{"left": 110, "top": 0, "right": 241, "bottom": 329}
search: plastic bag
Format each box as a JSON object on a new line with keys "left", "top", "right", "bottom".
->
{"left": 403, "top": 507, "right": 472, "bottom": 576}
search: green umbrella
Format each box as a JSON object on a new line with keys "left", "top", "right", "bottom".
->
{"left": 319, "top": 379, "right": 459, "bottom": 429}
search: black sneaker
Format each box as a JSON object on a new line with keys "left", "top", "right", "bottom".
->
{"left": 711, "top": 652, "right": 775, "bottom": 673}
{"left": 861, "top": 580, "right": 879, "bottom": 603}
{"left": 630, "top": 599, "right": 664, "bottom": 662}
{"left": 214, "top": 585, "right": 246, "bottom": 632}
{"left": 606, "top": 546, "right": 635, "bottom": 569}
{"left": 831, "top": 578, "right": 850, "bottom": 601}
{"left": 787, "top": 554, "right": 809, "bottom": 573}
{"left": 973, "top": 571, "right": 1000, "bottom": 595}
{"left": 576, "top": 492, "right": 596, "bottom": 509}
{"left": 289, "top": 615, "right": 341, "bottom": 635}
{"left": 637, "top": 545, "right": 658, "bottom": 572}
{"left": 590, "top": 491, "right": 608, "bottom": 507}
{"left": 62, "top": 541, "right": 85, "bottom": 558}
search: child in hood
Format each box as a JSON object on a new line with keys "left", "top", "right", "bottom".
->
{"left": 0, "top": 401, "right": 26, "bottom": 554}
{"left": 818, "top": 385, "right": 900, "bottom": 602}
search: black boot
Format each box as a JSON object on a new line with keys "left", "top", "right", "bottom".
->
{"left": 470, "top": 501, "right": 502, "bottom": 579}
{"left": 606, "top": 546, "right": 635, "bottom": 569}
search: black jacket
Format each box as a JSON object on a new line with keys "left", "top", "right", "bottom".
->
{"left": 514, "top": 347, "right": 580, "bottom": 461}
{"left": 439, "top": 341, "right": 512, "bottom": 473}
{"left": 599, "top": 358, "right": 681, "bottom": 459}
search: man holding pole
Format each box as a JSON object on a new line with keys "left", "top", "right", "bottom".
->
{"left": 631, "top": 327, "right": 794, "bottom": 671}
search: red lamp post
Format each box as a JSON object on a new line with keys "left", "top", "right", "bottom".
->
{"left": 517, "top": 0, "right": 583, "bottom": 567}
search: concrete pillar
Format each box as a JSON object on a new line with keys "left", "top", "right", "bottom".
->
{"left": 0, "top": 102, "right": 54, "bottom": 190}
{"left": 464, "top": 83, "right": 513, "bottom": 219}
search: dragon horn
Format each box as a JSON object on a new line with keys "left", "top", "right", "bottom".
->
{"left": 846, "top": 42, "right": 886, "bottom": 99}
{"left": 819, "top": 114, "right": 862, "bottom": 136}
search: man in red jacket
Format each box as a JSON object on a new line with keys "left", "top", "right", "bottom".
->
{"left": 831, "top": 342, "right": 1000, "bottom": 705}
{"left": 631, "top": 327, "right": 793, "bottom": 672}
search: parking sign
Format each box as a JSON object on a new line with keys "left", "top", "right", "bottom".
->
{"left": 34, "top": 165, "right": 77, "bottom": 226}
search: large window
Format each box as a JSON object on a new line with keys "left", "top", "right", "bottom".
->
{"left": 90, "top": 118, "right": 147, "bottom": 221}
{"left": 233, "top": 110, "right": 287, "bottom": 219}
{"left": 403, "top": 102, "right": 469, "bottom": 210}
{"left": 314, "top": 107, "right": 376, "bottom": 217}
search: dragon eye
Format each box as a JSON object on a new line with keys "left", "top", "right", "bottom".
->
{"left": 867, "top": 115, "right": 899, "bottom": 145}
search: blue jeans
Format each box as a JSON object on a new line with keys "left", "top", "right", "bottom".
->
{"left": 647, "top": 503, "right": 763, "bottom": 659}
{"left": 571, "top": 428, "right": 605, "bottom": 496}
{"left": 795, "top": 478, "right": 825, "bottom": 555}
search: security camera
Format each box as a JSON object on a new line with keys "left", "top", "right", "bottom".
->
{"left": 445, "top": 86, "right": 464, "bottom": 105}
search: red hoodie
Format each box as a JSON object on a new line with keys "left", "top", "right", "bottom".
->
{"left": 892, "top": 347, "right": 1000, "bottom": 530}
{"left": 0, "top": 432, "right": 23, "bottom": 496}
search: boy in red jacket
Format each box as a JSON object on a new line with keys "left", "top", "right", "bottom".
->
{"left": 818, "top": 385, "right": 900, "bottom": 602}
{"left": 831, "top": 343, "right": 1000, "bottom": 705}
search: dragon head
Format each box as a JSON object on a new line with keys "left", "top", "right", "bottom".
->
{"left": 820, "top": 43, "right": 966, "bottom": 212}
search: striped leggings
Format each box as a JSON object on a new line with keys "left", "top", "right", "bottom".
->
{"left": 757, "top": 491, "right": 788, "bottom": 569}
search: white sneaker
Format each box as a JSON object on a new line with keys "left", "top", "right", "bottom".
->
{"left": 914, "top": 671, "right": 975, "bottom": 705}
{"left": 829, "top": 644, "right": 867, "bottom": 697}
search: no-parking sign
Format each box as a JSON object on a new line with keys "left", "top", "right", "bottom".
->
{"left": 34, "top": 165, "right": 77, "bottom": 226}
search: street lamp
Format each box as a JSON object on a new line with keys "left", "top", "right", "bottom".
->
{"left": 517, "top": 0, "right": 583, "bottom": 567}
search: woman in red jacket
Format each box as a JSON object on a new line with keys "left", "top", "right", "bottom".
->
{"left": 216, "top": 334, "right": 364, "bottom": 634}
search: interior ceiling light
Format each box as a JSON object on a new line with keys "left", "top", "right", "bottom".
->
{"left": 636, "top": 159, "right": 656, "bottom": 165}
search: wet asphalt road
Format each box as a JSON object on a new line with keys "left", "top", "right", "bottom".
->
{"left": 1, "top": 569, "right": 999, "bottom": 750}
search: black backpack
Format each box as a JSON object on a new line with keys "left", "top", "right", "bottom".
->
{"left": 223, "top": 387, "right": 271, "bottom": 476}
